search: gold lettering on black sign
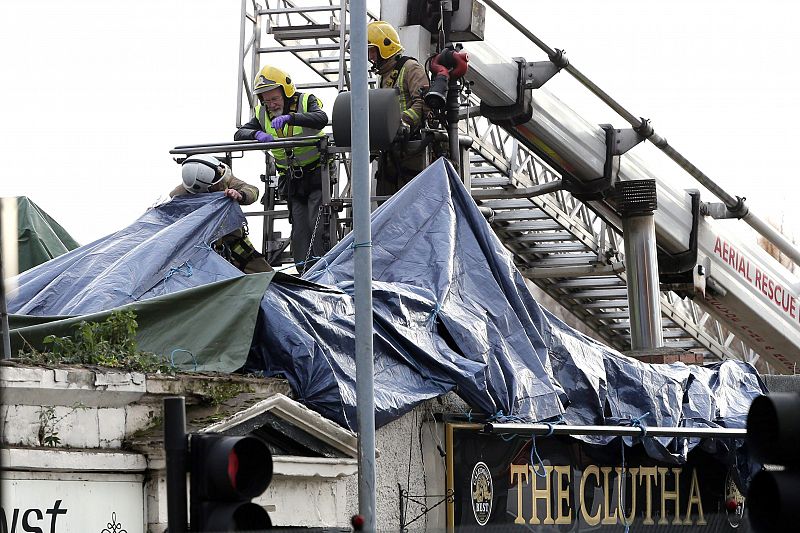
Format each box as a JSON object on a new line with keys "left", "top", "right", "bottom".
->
{"left": 510, "top": 463, "right": 706, "bottom": 526}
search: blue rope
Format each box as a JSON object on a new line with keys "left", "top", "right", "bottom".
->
{"left": 426, "top": 301, "right": 443, "bottom": 329}
{"left": 529, "top": 427, "right": 551, "bottom": 479}
{"left": 527, "top": 419, "right": 559, "bottom": 479}
{"left": 620, "top": 436, "right": 631, "bottom": 533}
{"left": 170, "top": 348, "right": 197, "bottom": 371}
{"left": 164, "top": 262, "right": 193, "bottom": 281}
{"left": 617, "top": 412, "right": 649, "bottom": 532}
{"left": 628, "top": 412, "right": 650, "bottom": 437}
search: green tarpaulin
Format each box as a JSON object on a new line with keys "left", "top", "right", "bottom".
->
{"left": 9, "top": 273, "right": 273, "bottom": 372}
{"left": 12, "top": 196, "right": 80, "bottom": 273}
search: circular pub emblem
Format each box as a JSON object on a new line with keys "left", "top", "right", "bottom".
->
{"left": 471, "top": 462, "right": 493, "bottom": 525}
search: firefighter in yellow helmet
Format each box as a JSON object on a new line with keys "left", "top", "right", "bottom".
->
{"left": 367, "top": 20, "right": 430, "bottom": 197}
{"left": 235, "top": 65, "right": 329, "bottom": 273}
{"left": 169, "top": 155, "right": 272, "bottom": 273}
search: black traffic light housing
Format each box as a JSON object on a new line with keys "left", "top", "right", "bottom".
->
{"left": 747, "top": 392, "right": 800, "bottom": 532}
{"left": 190, "top": 433, "right": 274, "bottom": 532}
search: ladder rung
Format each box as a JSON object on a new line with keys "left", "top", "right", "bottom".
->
{"left": 592, "top": 311, "right": 630, "bottom": 319}
{"left": 261, "top": 6, "right": 340, "bottom": 14}
{"left": 296, "top": 81, "right": 341, "bottom": 89}
{"left": 552, "top": 277, "right": 624, "bottom": 288}
{"left": 472, "top": 180, "right": 514, "bottom": 188}
{"left": 582, "top": 300, "right": 629, "bottom": 309}
{"left": 319, "top": 67, "right": 379, "bottom": 84}
{"left": 500, "top": 220, "right": 564, "bottom": 232}
{"left": 476, "top": 199, "right": 536, "bottom": 210}
{"left": 469, "top": 165, "right": 502, "bottom": 174}
{"left": 662, "top": 340, "right": 706, "bottom": 348}
{"left": 570, "top": 288, "right": 629, "bottom": 299}
{"left": 259, "top": 43, "right": 341, "bottom": 53}
{"left": 491, "top": 209, "right": 549, "bottom": 222}
{"left": 528, "top": 243, "right": 591, "bottom": 254}
{"left": 471, "top": 185, "right": 558, "bottom": 200}
{"left": 509, "top": 232, "right": 575, "bottom": 243}
{"left": 662, "top": 329, "right": 694, "bottom": 339}
{"left": 527, "top": 255, "right": 601, "bottom": 267}
{"left": 307, "top": 55, "right": 346, "bottom": 63}
{"left": 273, "top": 28, "right": 343, "bottom": 40}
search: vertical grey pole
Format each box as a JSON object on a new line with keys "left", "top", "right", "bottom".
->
{"left": 618, "top": 180, "right": 663, "bottom": 350}
{"left": 0, "top": 199, "right": 11, "bottom": 360}
{"left": 164, "top": 397, "right": 188, "bottom": 533}
{"left": 350, "top": 0, "right": 376, "bottom": 529}
{"left": 236, "top": 0, "right": 248, "bottom": 128}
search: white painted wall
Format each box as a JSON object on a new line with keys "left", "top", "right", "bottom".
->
{"left": 345, "top": 394, "right": 468, "bottom": 531}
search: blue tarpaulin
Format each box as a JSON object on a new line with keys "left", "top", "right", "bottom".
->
{"left": 7, "top": 158, "right": 765, "bottom": 464}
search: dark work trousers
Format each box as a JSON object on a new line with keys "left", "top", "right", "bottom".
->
{"left": 288, "top": 164, "right": 326, "bottom": 272}
{"left": 290, "top": 188, "right": 324, "bottom": 271}
{"left": 376, "top": 143, "right": 428, "bottom": 199}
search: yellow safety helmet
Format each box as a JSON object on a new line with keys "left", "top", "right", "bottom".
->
{"left": 253, "top": 65, "right": 296, "bottom": 99}
{"left": 367, "top": 20, "right": 403, "bottom": 60}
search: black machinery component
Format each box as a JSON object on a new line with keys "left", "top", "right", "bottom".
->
{"left": 331, "top": 88, "right": 401, "bottom": 152}
{"left": 657, "top": 189, "right": 703, "bottom": 294}
{"left": 478, "top": 58, "right": 533, "bottom": 128}
{"left": 420, "top": 1, "right": 472, "bottom": 173}
{"left": 563, "top": 123, "right": 647, "bottom": 202}
{"left": 479, "top": 50, "right": 569, "bottom": 128}
{"left": 405, "top": 0, "right": 486, "bottom": 43}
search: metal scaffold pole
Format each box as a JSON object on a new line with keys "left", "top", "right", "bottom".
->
{"left": 0, "top": 198, "right": 14, "bottom": 360}
{"left": 350, "top": 0, "right": 376, "bottom": 528}
{"left": 484, "top": 422, "right": 747, "bottom": 439}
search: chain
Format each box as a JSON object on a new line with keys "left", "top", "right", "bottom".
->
{"left": 302, "top": 204, "right": 323, "bottom": 272}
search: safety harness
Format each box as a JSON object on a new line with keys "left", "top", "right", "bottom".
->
{"left": 255, "top": 93, "right": 325, "bottom": 179}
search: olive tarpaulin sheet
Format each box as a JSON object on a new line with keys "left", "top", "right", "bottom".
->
{"left": 9, "top": 274, "right": 272, "bottom": 372}
{"left": 6, "top": 158, "right": 765, "bottom": 467}
{"left": 7, "top": 196, "right": 80, "bottom": 273}
{"left": 7, "top": 193, "right": 272, "bottom": 372}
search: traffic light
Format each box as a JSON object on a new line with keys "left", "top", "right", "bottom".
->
{"left": 189, "top": 433, "right": 273, "bottom": 532}
{"left": 746, "top": 392, "right": 800, "bottom": 532}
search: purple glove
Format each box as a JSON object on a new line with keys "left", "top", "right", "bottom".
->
{"left": 255, "top": 131, "right": 273, "bottom": 143}
{"left": 271, "top": 114, "right": 292, "bottom": 130}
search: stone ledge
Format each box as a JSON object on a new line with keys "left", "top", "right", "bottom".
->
{"left": 1, "top": 363, "right": 146, "bottom": 407}
{"left": 1, "top": 446, "right": 147, "bottom": 472}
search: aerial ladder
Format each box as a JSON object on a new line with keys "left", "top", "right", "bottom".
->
{"left": 224, "top": 0, "right": 800, "bottom": 373}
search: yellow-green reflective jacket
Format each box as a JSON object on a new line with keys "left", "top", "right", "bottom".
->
{"left": 255, "top": 93, "right": 325, "bottom": 170}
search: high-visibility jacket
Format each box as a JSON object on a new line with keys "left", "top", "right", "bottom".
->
{"left": 255, "top": 93, "right": 325, "bottom": 170}
{"left": 378, "top": 55, "right": 429, "bottom": 130}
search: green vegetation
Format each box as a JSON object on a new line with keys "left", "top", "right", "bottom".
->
{"left": 37, "top": 403, "right": 88, "bottom": 447}
{"left": 201, "top": 381, "right": 254, "bottom": 407}
{"left": 19, "top": 310, "right": 173, "bottom": 374}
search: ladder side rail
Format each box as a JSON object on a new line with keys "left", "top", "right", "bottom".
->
{"left": 236, "top": 0, "right": 270, "bottom": 128}
{"left": 466, "top": 113, "right": 751, "bottom": 362}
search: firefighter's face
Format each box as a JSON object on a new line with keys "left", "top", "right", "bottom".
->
{"left": 368, "top": 46, "right": 379, "bottom": 66}
{"left": 260, "top": 87, "right": 285, "bottom": 114}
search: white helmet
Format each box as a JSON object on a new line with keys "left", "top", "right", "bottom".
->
{"left": 181, "top": 155, "right": 230, "bottom": 193}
